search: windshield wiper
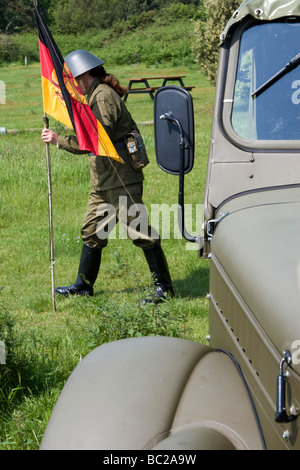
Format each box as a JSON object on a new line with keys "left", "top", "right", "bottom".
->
{"left": 252, "top": 51, "right": 300, "bottom": 98}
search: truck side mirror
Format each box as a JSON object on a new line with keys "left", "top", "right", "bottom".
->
{"left": 154, "top": 86, "right": 197, "bottom": 244}
{"left": 154, "top": 86, "right": 194, "bottom": 175}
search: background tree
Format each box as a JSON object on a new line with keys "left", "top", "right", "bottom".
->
{"left": 0, "top": 0, "right": 202, "bottom": 34}
{"left": 50, "top": 0, "right": 125, "bottom": 34}
{"left": 193, "top": 0, "right": 241, "bottom": 83}
{"left": 0, "top": 0, "right": 52, "bottom": 34}
{"left": 0, "top": 0, "right": 202, "bottom": 65}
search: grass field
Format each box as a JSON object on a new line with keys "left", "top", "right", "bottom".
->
{"left": 0, "top": 62, "right": 215, "bottom": 449}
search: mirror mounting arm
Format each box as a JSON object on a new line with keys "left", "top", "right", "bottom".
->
{"left": 160, "top": 113, "right": 197, "bottom": 243}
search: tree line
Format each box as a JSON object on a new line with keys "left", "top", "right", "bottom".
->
{"left": 0, "top": 0, "right": 242, "bottom": 84}
{"left": 0, "top": 0, "right": 201, "bottom": 34}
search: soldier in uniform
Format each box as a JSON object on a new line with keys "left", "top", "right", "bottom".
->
{"left": 41, "top": 50, "right": 174, "bottom": 303}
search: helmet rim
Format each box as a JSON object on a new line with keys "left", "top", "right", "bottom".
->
{"left": 65, "top": 50, "right": 105, "bottom": 78}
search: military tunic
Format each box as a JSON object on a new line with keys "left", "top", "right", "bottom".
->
{"left": 56, "top": 78, "right": 158, "bottom": 249}
{"left": 57, "top": 78, "right": 144, "bottom": 191}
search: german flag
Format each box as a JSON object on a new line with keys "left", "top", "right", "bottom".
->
{"left": 34, "top": 5, "right": 122, "bottom": 163}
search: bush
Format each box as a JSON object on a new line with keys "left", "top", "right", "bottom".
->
{"left": 15, "top": 34, "right": 40, "bottom": 63}
{"left": 0, "top": 34, "right": 40, "bottom": 65}
{"left": 193, "top": 0, "right": 241, "bottom": 83}
{"left": 103, "top": 18, "right": 195, "bottom": 66}
{"left": 0, "top": 35, "right": 20, "bottom": 65}
{"left": 161, "top": 3, "right": 200, "bottom": 21}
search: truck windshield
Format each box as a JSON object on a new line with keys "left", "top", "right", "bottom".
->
{"left": 232, "top": 20, "right": 300, "bottom": 140}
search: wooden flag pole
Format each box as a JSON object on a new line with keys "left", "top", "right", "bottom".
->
{"left": 43, "top": 113, "right": 56, "bottom": 312}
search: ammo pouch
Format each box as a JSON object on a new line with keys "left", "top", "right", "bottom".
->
{"left": 125, "top": 130, "right": 149, "bottom": 171}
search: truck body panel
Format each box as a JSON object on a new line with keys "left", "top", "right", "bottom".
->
{"left": 41, "top": 336, "right": 264, "bottom": 450}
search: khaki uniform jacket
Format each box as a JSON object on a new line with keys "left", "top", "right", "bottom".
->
{"left": 57, "top": 78, "right": 144, "bottom": 191}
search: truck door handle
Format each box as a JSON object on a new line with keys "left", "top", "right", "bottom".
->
{"left": 275, "top": 350, "right": 297, "bottom": 423}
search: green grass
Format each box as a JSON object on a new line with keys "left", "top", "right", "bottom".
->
{"left": 0, "top": 62, "right": 214, "bottom": 449}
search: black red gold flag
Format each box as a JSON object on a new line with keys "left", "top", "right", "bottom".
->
{"left": 34, "top": 5, "right": 122, "bottom": 162}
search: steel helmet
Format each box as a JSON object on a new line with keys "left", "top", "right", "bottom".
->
{"left": 65, "top": 50, "right": 105, "bottom": 78}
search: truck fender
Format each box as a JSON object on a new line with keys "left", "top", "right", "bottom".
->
{"left": 40, "top": 336, "right": 264, "bottom": 450}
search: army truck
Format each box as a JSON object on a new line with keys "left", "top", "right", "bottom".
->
{"left": 40, "top": 0, "right": 300, "bottom": 450}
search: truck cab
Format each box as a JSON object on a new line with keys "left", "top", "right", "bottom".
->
{"left": 200, "top": 1, "right": 300, "bottom": 449}
{"left": 40, "top": 0, "right": 300, "bottom": 450}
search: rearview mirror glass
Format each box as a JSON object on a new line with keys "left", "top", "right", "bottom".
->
{"left": 154, "top": 86, "right": 194, "bottom": 175}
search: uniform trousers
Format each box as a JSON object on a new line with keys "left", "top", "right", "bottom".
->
{"left": 81, "top": 183, "right": 159, "bottom": 250}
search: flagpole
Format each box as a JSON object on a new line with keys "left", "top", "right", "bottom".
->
{"left": 43, "top": 113, "right": 56, "bottom": 312}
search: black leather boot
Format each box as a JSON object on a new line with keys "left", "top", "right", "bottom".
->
{"left": 143, "top": 243, "right": 174, "bottom": 303}
{"left": 55, "top": 244, "right": 102, "bottom": 297}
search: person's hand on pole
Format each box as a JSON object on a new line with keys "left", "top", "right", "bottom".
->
{"left": 41, "top": 128, "right": 58, "bottom": 145}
